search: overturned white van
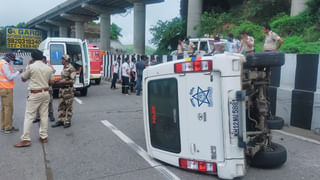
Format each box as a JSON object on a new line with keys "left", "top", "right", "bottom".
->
{"left": 143, "top": 52, "right": 287, "bottom": 179}
{"left": 39, "top": 37, "right": 90, "bottom": 96}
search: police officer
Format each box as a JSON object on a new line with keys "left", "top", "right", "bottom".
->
{"left": 121, "top": 57, "right": 130, "bottom": 95}
{"left": 0, "top": 53, "right": 22, "bottom": 134}
{"left": 135, "top": 55, "right": 148, "bottom": 96}
{"left": 51, "top": 55, "right": 76, "bottom": 128}
{"left": 111, "top": 56, "right": 120, "bottom": 89}
{"left": 14, "top": 50, "right": 54, "bottom": 147}
{"left": 33, "top": 56, "right": 56, "bottom": 123}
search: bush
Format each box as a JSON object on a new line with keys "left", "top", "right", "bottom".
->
{"left": 280, "top": 36, "right": 320, "bottom": 54}
{"left": 200, "top": 11, "right": 231, "bottom": 36}
{"left": 231, "top": 21, "right": 265, "bottom": 41}
{"left": 271, "top": 13, "right": 313, "bottom": 36}
{"left": 304, "top": 25, "right": 320, "bottom": 42}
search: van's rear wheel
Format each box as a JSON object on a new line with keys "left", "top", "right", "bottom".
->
{"left": 244, "top": 52, "right": 285, "bottom": 68}
{"left": 80, "top": 87, "right": 88, "bottom": 96}
{"left": 250, "top": 143, "right": 287, "bottom": 168}
{"left": 95, "top": 78, "right": 101, "bottom": 85}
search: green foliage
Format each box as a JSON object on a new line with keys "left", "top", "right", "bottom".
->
{"left": 231, "top": 21, "right": 264, "bottom": 41}
{"left": 150, "top": 17, "right": 186, "bottom": 55}
{"left": 271, "top": 13, "right": 313, "bottom": 36}
{"left": 200, "top": 11, "right": 231, "bottom": 36}
{"left": 304, "top": 25, "right": 320, "bottom": 42}
{"left": 124, "top": 45, "right": 155, "bottom": 55}
{"left": 110, "top": 23, "right": 122, "bottom": 40}
{"left": 280, "top": 36, "right": 320, "bottom": 54}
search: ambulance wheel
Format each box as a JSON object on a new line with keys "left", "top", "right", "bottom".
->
{"left": 250, "top": 143, "right": 287, "bottom": 168}
{"left": 80, "top": 87, "right": 88, "bottom": 96}
{"left": 95, "top": 78, "right": 101, "bottom": 85}
{"left": 244, "top": 52, "right": 285, "bottom": 68}
{"left": 266, "top": 116, "right": 284, "bottom": 130}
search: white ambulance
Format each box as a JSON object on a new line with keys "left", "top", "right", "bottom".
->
{"left": 39, "top": 37, "right": 90, "bottom": 96}
{"left": 143, "top": 52, "right": 287, "bottom": 179}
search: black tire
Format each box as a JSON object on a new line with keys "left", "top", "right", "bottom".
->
{"left": 267, "top": 116, "right": 284, "bottom": 129}
{"left": 244, "top": 52, "right": 285, "bottom": 68}
{"left": 80, "top": 87, "right": 88, "bottom": 96}
{"left": 250, "top": 143, "right": 287, "bottom": 168}
{"left": 95, "top": 78, "right": 101, "bottom": 85}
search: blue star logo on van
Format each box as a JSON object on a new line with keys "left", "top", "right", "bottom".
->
{"left": 190, "top": 86, "right": 213, "bottom": 107}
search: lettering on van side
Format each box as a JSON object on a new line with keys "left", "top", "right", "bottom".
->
{"left": 189, "top": 86, "right": 213, "bottom": 108}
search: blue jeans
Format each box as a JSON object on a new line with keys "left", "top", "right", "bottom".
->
{"left": 135, "top": 75, "right": 142, "bottom": 94}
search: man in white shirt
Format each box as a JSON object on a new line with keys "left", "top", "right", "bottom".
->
{"left": 111, "top": 56, "right": 120, "bottom": 89}
{"left": 226, "top": 33, "right": 240, "bottom": 53}
{"left": 121, "top": 57, "right": 130, "bottom": 95}
{"left": 263, "top": 24, "right": 283, "bottom": 52}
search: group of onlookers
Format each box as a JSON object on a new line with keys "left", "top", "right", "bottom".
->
{"left": 111, "top": 55, "right": 149, "bottom": 96}
{"left": 177, "top": 24, "right": 283, "bottom": 56}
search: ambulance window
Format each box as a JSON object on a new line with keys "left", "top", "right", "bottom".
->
{"left": 50, "top": 44, "right": 64, "bottom": 65}
{"left": 66, "top": 44, "right": 82, "bottom": 65}
{"left": 148, "top": 78, "right": 181, "bottom": 153}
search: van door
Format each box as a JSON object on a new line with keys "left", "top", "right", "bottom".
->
{"left": 147, "top": 77, "right": 181, "bottom": 153}
{"left": 82, "top": 41, "right": 90, "bottom": 87}
{"left": 179, "top": 72, "right": 224, "bottom": 162}
{"left": 49, "top": 43, "right": 66, "bottom": 80}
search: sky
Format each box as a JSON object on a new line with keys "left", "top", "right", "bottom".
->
{"left": 0, "top": 0, "right": 180, "bottom": 48}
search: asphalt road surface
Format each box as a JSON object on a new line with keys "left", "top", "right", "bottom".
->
{"left": 0, "top": 57, "right": 320, "bottom": 180}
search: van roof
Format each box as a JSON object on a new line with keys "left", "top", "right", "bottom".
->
{"left": 42, "top": 37, "right": 83, "bottom": 43}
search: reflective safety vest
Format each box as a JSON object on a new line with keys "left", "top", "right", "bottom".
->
{"left": 0, "top": 59, "right": 14, "bottom": 89}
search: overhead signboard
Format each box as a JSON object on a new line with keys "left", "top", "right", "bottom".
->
{"left": 5, "top": 27, "right": 42, "bottom": 49}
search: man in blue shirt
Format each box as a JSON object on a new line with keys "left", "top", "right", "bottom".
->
{"left": 135, "top": 55, "right": 148, "bottom": 96}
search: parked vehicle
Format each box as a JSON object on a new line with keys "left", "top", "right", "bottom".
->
{"left": 13, "top": 57, "right": 23, "bottom": 65}
{"left": 143, "top": 52, "right": 286, "bottom": 179}
{"left": 88, "top": 44, "right": 103, "bottom": 85}
{"left": 38, "top": 37, "right": 90, "bottom": 96}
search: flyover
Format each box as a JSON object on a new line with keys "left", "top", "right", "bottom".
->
{"left": 26, "top": 0, "right": 164, "bottom": 54}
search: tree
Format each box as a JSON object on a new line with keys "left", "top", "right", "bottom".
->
{"left": 150, "top": 17, "right": 186, "bottom": 55}
{"left": 110, "top": 23, "right": 122, "bottom": 40}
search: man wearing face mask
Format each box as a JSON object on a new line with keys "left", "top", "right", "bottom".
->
{"left": 0, "top": 53, "right": 23, "bottom": 134}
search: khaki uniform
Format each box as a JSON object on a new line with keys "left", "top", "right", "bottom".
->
{"left": 21, "top": 61, "right": 54, "bottom": 141}
{"left": 57, "top": 64, "right": 76, "bottom": 124}
{"left": 187, "top": 42, "right": 195, "bottom": 56}
{"left": 264, "top": 31, "right": 281, "bottom": 51}
{"left": 240, "top": 36, "right": 255, "bottom": 53}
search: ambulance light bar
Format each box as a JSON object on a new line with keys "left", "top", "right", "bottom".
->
{"left": 179, "top": 158, "right": 217, "bottom": 173}
{"left": 174, "top": 60, "right": 212, "bottom": 73}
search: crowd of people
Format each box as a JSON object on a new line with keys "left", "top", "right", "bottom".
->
{"left": 0, "top": 50, "right": 77, "bottom": 148}
{"left": 177, "top": 24, "right": 283, "bottom": 56}
{"left": 111, "top": 55, "right": 149, "bottom": 96}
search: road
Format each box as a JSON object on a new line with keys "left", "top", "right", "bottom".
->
{"left": 0, "top": 57, "right": 320, "bottom": 180}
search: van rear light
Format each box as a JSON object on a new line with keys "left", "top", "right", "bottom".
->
{"left": 179, "top": 158, "right": 217, "bottom": 173}
{"left": 175, "top": 60, "right": 212, "bottom": 73}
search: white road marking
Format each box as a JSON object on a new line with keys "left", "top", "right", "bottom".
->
{"left": 74, "top": 97, "right": 83, "bottom": 104}
{"left": 273, "top": 130, "right": 320, "bottom": 145}
{"left": 101, "top": 120, "right": 181, "bottom": 180}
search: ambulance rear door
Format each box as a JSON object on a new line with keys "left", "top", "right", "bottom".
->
{"left": 178, "top": 69, "right": 225, "bottom": 163}
{"left": 49, "top": 42, "right": 66, "bottom": 80}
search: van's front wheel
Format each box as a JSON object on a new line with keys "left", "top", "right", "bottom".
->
{"left": 250, "top": 143, "right": 287, "bottom": 168}
{"left": 80, "top": 87, "right": 88, "bottom": 96}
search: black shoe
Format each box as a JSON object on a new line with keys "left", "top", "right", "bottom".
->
{"left": 33, "top": 118, "right": 40, "bottom": 123}
{"left": 51, "top": 121, "right": 64, "bottom": 128}
{"left": 64, "top": 123, "right": 71, "bottom": 128}
{"left": 49, "top": 116, "right": 55, "bottom": 122}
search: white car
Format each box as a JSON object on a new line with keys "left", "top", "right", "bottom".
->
{"left": 143, "top": 52, "right": 286, "bottom": 179}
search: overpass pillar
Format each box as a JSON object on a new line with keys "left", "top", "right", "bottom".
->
{"left": 100, "top": 12, "right": 111, "bottom": 51}
{"left": 291, "top": 0, "right": 308, "bottom": 16}
{"left": 133, "top": 1, "right": 146, "bottom": 55}
{"left": 187, "top": 0, "right": 203, "bottom": 38}
{"left": 75, "top": 21, "right": 85, "bottom": 40}
{"left": 59, "top": 25, "right": 68, "bottom": 37}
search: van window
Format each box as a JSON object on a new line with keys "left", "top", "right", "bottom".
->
{"left": 148, "top": 78, "right": 181, "bottom": 153}
{"left": 50, "top": 44, "right": 65, "bottom": 65}
{"left": 199, "top": 41, "right": 208, "bottom": 52}
{"left": 66, "top": 44, "right": 83, "bottom": 65}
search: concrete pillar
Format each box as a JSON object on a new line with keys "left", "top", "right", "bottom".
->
{"left": 100, "top": 12, "right": 111, "bottom": 51}
{"left": 133, "top": 1, "right": 146, "bottom": 55}
{"left": 59, "top": 25, "right": 68, "bottom": 37}
{"left": 47, "top": 30, "right": 51, "bottom": 37}
{"left": 291, "top": 0, "right": 308, "bottom": 16}
{"left": 75, "top": 21, "right": 85, "bottom": 40}
{"left": 187, "top": 0, "right": 203, "bottom": 38}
